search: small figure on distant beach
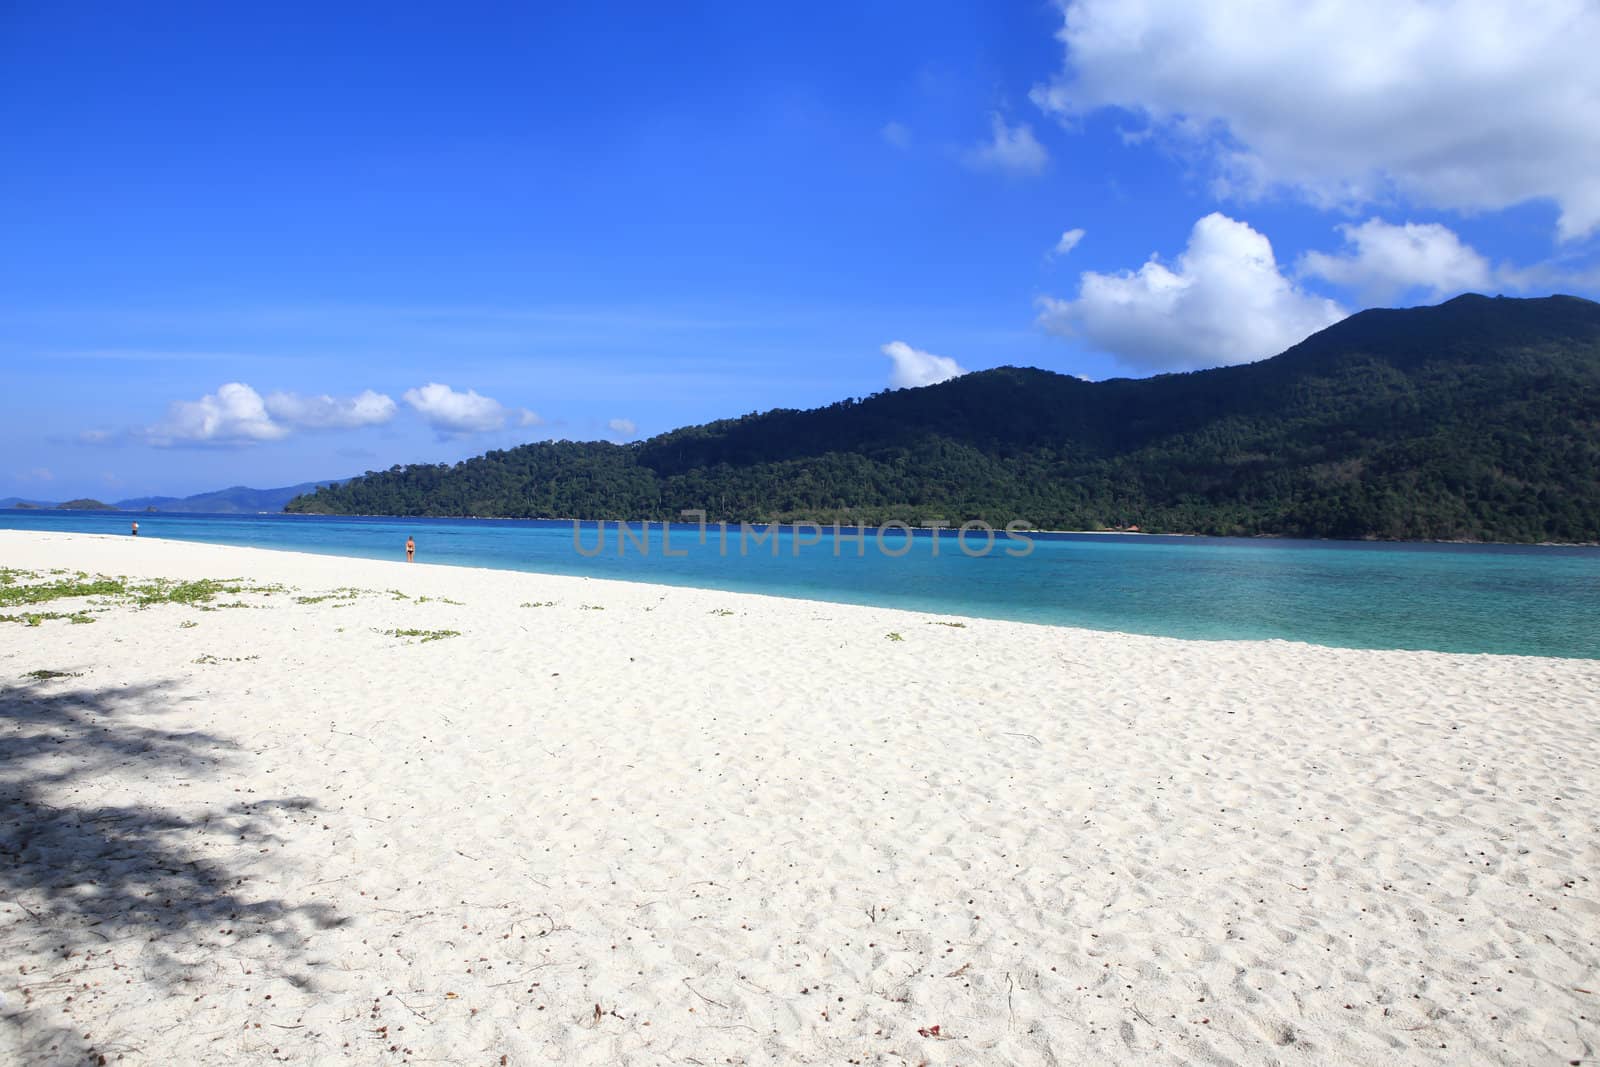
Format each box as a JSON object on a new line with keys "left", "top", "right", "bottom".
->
{"left": 405, "top": 535, "right": 415, "bottom": 562}
{"left": 131, "top": 521, "right": 139, "bottom": 536}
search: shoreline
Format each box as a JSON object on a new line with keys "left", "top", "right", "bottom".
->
{"left": 2, "top": 530, "right": 1593, "bottom": 661}
{"left": 8, "top": 507, "right": 1600, "bottom": 548}
{"left": 2, "top": 530, "right": 1598, "bottom": 1064}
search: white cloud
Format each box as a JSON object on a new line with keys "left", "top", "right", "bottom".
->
{"left": 402, "top": 382, "right": 526, "bottom": 436}
{"left": 146, "top": 382, "right": 288, "bottom": 446}
{"left": 882, "top": 341, "right": 968, "bottom": 389}
{"left": 1299, "top": 218, "right": 1493, "bottom": 303}
{"left": 1037, "top": 212, "right": 1347, "bottom": 371}
{"left": 141, "top": 382, "right": 400, "bottom": 446}
{"left": 881, "top": 121, "right": 912, "bottom": 149}
{"left": 1495, "top": 257, "right": 1600, "bottom": 295}
{"left": 965, "top": 113, "right": 1049, "bottom": 176}
{"left": 1053, "top": 227, "right": 1086, "bottom": 256}
{"left": 1032, "top": 0, "right": 1600, "bottom": 239}
{"left": 607, "top": 418, "right": 637, "bottom": 438}
{"left": 77, "top": 430, "right": 112, "bottom": 445}
{"left": 264, "top": 389, "right": 396, "bottom": 430}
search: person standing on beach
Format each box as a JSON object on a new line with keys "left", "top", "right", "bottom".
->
{"left": 405, "top": 536, "right": 415, "bottom": 562}
{"left": 131, "top": 521, "right": 138, "bottom": 536}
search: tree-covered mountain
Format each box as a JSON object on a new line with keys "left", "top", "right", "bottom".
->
{"left": 286, "top": 294, "right": 1600, "bottom": 542}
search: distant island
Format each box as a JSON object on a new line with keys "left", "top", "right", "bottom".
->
{"left": 0, "top": 497, "right": 117, "bottom": 510}
{"left": 287, "top": 294, "right": 1600, "bottom": 543}
{"left": 115, "top": 480, "right": 345, "bottom": 515}
{"left": 3, "top": 480, "right": 343, "bottom": 515}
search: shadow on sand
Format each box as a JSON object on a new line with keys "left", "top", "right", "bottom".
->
{"left": 0, "top": 678, "right": 341, "bottom": 1063}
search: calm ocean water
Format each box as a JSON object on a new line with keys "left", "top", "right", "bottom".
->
{"left": 3, "top": 509, "right": 1598, "bottom": 659}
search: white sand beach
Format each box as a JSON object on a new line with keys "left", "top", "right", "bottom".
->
{"left": 1, "top": 529, "right": 1596, "bottom": 1065}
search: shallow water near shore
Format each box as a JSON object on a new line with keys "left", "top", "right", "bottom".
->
{"left": 4, "top": 508, "right": 1598, "bottom": 658}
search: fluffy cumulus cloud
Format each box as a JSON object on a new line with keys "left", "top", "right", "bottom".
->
{"left": 607, "top": 418, "right": 638, "bottom": 438}
{"left": 1037, "top": 213, "right": 1346, "bottom": 371}
{"left": 882, "top": 341, "right": 968, "bottom": 389}
{"left": 965, "top": 114, "right": 1049, "bottom": 176}
{"left": 146, "top": 382, "right": 288, "bottom": 446}
{"left": 1299, "top": 219, "right": 1493, "bottom": 303}
{"left": 402, "top": 382, "right": 537, "bottom": 437}
{"left": 1032, "top": 0, "right": 1600, "bottom": 239}
{"left": 141, "top": 384, "right": 398, "bottom": 446}
{"left": 264, "top": 389, "right": 396, "bottom": 430}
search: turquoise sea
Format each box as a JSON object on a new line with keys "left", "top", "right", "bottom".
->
{"left": 3, "top": 509, "right": 1598, "bottom": 659}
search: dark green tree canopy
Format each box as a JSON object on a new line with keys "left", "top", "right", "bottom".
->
{"left": 288, "top": 294, "right": 1600, "bottom": 543}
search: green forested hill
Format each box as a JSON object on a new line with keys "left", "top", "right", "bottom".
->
{"left": 287, "top": 294, "right": 1600, "bottom": 542}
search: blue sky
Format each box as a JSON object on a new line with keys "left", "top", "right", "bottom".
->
{"left": 4, "top": 1, "right": 1598, "bottom": 500}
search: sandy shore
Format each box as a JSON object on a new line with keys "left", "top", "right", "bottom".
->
{"left": 1, "top": 530, "right": 1596, "bottom": 1065}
